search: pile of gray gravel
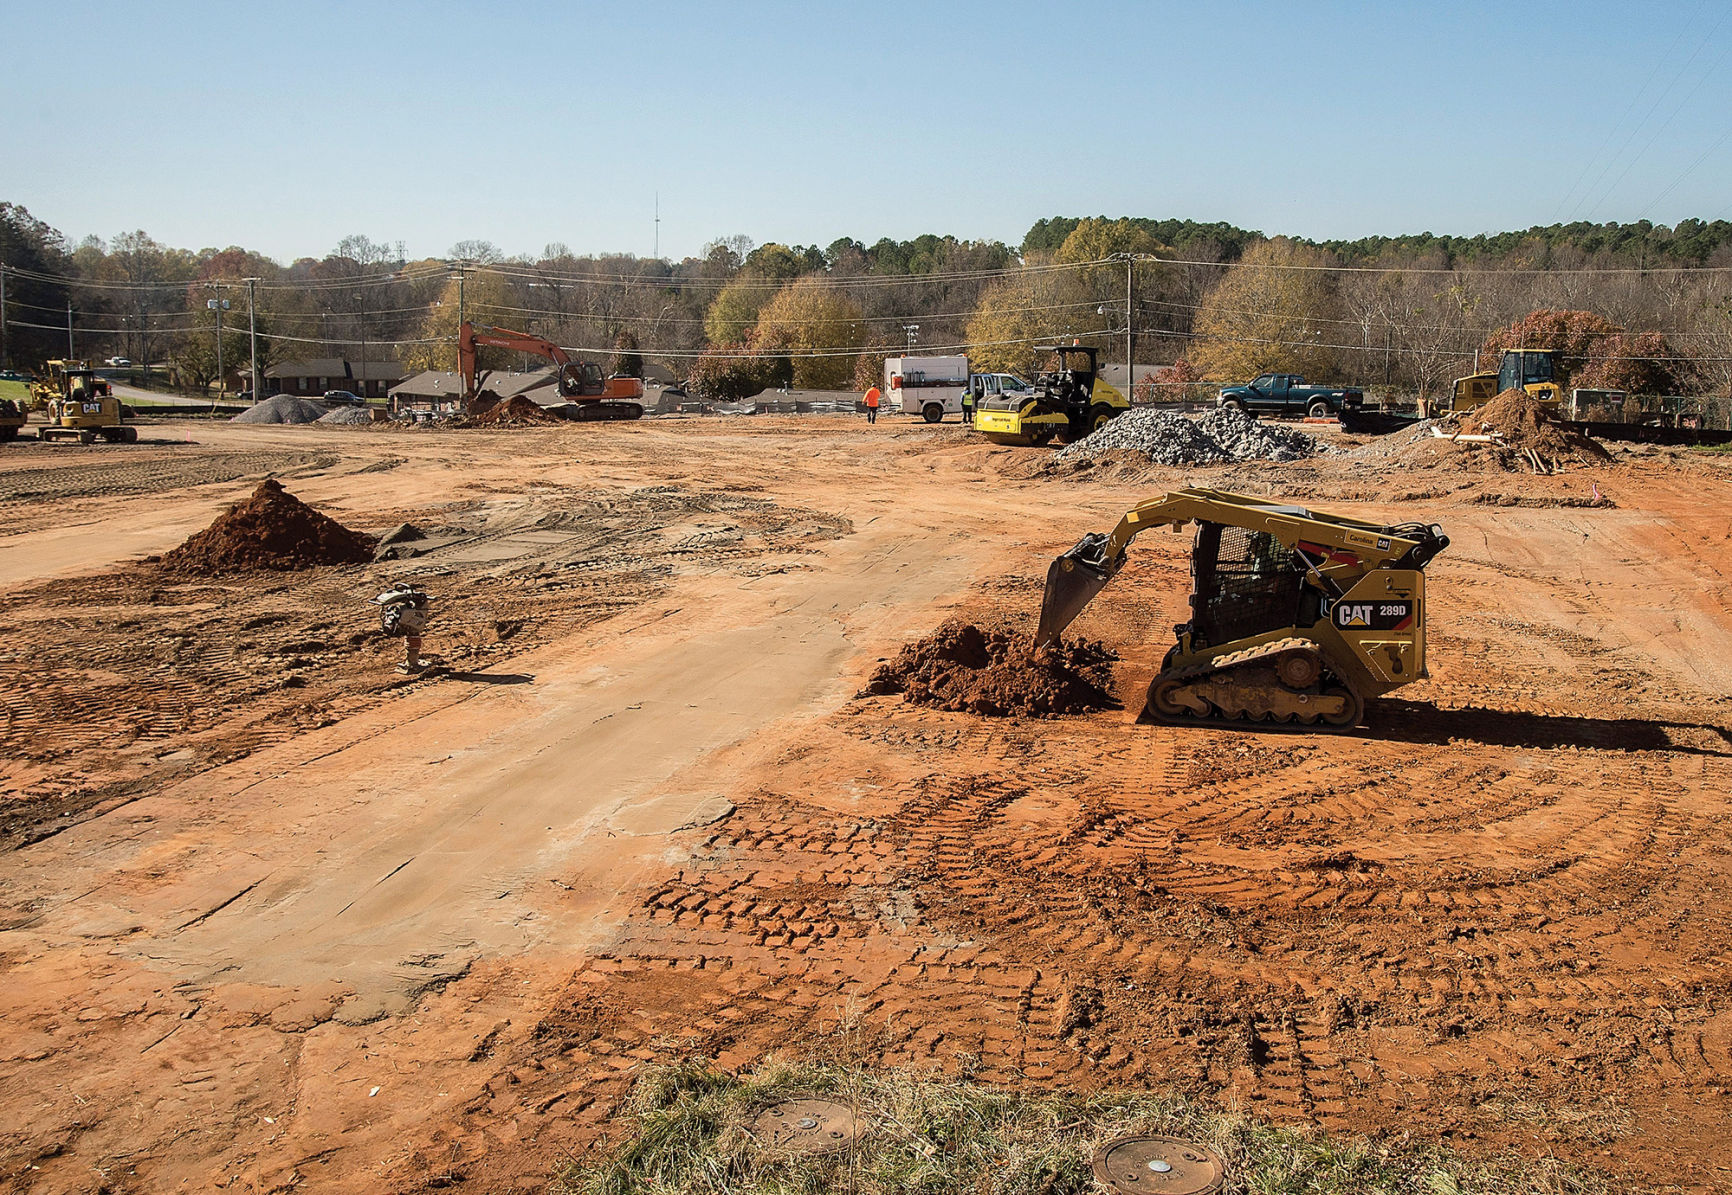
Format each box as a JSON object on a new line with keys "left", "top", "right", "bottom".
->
{"left": 1195, "top": 406, "right": 1322, "bottom": 462}
{"left": 1054, "top": 406, "right": 1321, "bottom": 466}
{"left": 232, "top": 395, "right": 329, "bottom": 424}
{"left": 315, "top": 405, "right": 373, "bottom": 425}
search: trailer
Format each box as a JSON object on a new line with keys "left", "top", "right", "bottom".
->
{"left": 885, "top": 355, "right": 970, "bottom": 423}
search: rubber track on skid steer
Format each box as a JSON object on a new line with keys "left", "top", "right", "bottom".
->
{"left": 1144, "top": 636, "right": 1364, "bottom": 733}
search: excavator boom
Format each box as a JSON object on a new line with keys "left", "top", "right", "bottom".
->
{"left": 456, "top": 321, "right": 645, "bottom": 419}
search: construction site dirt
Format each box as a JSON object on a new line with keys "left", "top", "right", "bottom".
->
{"left": 1, "top": 415, "right": 1729, "bottom": 1193}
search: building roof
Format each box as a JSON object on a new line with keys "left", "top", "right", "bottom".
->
{"left": 264, "top": 356, "right": 404, "bottom": 381}
{"left": 388, "top": 368, "right": 556, "bottom": 401}
{"left": 266, "top": 357, "right": 348, "bottom": 379}
{"left": 350, "top": 358, "right": 404, "bottom": 381}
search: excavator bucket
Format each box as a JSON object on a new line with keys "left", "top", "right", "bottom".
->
{"left": 1034, "top": 532, "right": 1113, "bottom": 648}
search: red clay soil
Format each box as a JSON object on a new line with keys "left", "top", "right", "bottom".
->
{"left": 158, "top": 479, "right": 376, "bottom": 573}
{"left": 1450, "top": 389, "right": 1610, "bottom": 462}
{"left": 462, "top": 396, "right": 558, "bottom": 427}
{"left": 863, "top": 617, "right": 1117, "bottom": 717}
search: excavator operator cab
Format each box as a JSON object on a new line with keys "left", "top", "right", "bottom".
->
{"left": 558, "top": 360, "right": 606, "bottom": 398}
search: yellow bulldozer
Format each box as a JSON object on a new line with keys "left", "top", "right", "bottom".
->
{"left": 31, "top": 362, "right": 136, "bottom": 444}
{"left": 1036, "top": 488, "right": 1449, "bottom": 730}
{"left": 1448, "top": 349, "right": 1563, "bottom": 413}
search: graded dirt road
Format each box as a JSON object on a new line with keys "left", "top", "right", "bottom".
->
{"left": 0, "top": 415, "right": 1728, "bottom": 1193}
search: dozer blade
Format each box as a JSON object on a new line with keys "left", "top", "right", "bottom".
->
{"left": 1034, "top": 532, "right": 1112, "bottom": 648}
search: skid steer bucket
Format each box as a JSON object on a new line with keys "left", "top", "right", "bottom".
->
{"left": 1035, "top": 532, "right": 1114, "bottom": 648}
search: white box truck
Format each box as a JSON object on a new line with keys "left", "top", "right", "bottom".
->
{"left": 885, "top": 355, "right": 970, "bottom": 423}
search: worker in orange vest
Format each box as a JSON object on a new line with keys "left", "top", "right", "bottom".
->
{"left": 863, "top": 385, "right": 881, "bottom": 424}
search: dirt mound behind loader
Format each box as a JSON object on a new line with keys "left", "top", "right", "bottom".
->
{"left": 1461, "top": 389, "right": 1609, "bottom": 461}
{"left": 863, "top": 617, "right": 1117, "bottom": 717}
{"left": 159, "top": 479, "right": 376, "bottom": 573}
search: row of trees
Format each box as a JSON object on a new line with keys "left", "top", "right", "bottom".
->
{"left": 4, "top": 202, "right": 1729, "bottom": 406}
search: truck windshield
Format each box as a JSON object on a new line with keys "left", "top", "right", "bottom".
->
{"left": 1251, "top": 375, "right": 1273, "bottom": 390}
{"left": 1001, "top": 375, "right": 1031, "bottom": 392}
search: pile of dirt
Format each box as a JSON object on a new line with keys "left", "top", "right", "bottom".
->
{"left": 1453, "top": 390, "right": 1610, "bottom": 462}
{"left": 1053, "top": 407, "right": 1320, "bottom": 467}
{"left": 460, "top": 396, "right": 558, "bottom": 427}
{"left": 1360, "top": 391, "right": 1609, "bottom": 473}
{"left": 158, "top": 479, "right": 376, "bottom": 573}
{"left": 315, "top": 405, "right": 373, "bottom": 425}
{"left": 861, "top": 617, "right": 1117, "bottom": 718}
{"left": 232, "top": 395, "right": 329, "bottom": 424}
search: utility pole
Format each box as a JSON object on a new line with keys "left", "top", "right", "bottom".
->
{"left": 0, "top": 263, "right": 8, "bottom": 371}
{"left": 654, "top": 192, "right": 660, "bottom": 261}
{"left": 207, "top": 287, "right": 231, "bottom": 399}
{"left": 1125, "top": 257, "right": 1134, "bottom": 401}
{"left": 902, "top": 323, "right": 919, "bottom": 351}
{"left": 451, "top": 263, "right": 467, "bottom": 353}
{"left": 245, "top": 277, "right": 260, "bottom": 403}
{"left": 67, "top": 300, "right": 74, "bottom": 359}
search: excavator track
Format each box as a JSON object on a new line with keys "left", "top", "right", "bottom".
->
{"left": 1142, "top": 636, "right": 1365, "bottom": 732}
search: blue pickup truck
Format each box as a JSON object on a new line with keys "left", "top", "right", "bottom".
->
{"left": 1216, "top": 374, "right": 1363, "bottom": 419}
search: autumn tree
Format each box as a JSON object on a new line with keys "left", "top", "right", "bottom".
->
{"left": 1188, "top": 239, "right": 1342, "bottom": 382}
{"left": 750, "top": 278, "right": 864, "bottom": 389}
{"left": 1576, "top": 331, "right": 1681, "bottom": 394}
{"left": 610, "top": 329, "right": 644, "bottom": 378}
{"left": 399, "top": 270, "right": 514, "bottom": 372}
{"left": 1479, "top": 309, "right": 1623, "bottom": 377}
{"left": 963, "top": 271, "right": 1096, "bottom": 376}
{"left": 687, "top": 340, "right": 769, "bottom": 401}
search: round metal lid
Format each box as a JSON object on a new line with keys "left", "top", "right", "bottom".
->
{"left": 750, "top": 1097, "right": 861, "bottom": 1156}
{"left": 1091, "top": 1135, "right": 1225, "bottom": 1195}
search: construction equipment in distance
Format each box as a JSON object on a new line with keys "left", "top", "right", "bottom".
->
{"left": 1035, "top": 488, "right": 1448, "bottom": 730}
{"left": 0, "top": 396, "right": 24, "bottom": 441}
{"left": 1449, "top": 349, "right": 1562, "bottom": 413}
{"left": 973, "top": 344, "right": 1128, "bottom": 445}
{"left": 458, "top": 321, "right": 644, "bottom": 419}
{"left": 34, "top": 363, "right": 135, "bottom": 444}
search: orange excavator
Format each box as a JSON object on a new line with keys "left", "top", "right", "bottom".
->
{"left": 458, "top": 321, "right": 645, "bottom": 420}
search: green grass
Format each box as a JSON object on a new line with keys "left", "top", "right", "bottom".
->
{"left": 555, "top": 1058, "right": 1605, "bottom": 1195}
{"left": 0, "top": 379, "right": 30, "bottom": 404}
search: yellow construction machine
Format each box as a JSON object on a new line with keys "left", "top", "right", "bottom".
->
{"left": 34, "top": 363, "right": 135, "bottom": 444}
{"left": 1035, "top": 488, "right": 1448, "bottom": 730}
{"left": 1449, "top": 349, "right": 1563, "bottom": 413}
{"left": 972, "top": 344, "right": 1128, "bottom": 445}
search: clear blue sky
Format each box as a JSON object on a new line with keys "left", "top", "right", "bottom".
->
{"left": 5, "top": 0, "right": 1730, "bottom": 263}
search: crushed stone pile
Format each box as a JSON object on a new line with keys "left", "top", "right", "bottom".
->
{"left": 316, "top": 404, "right": 373, "bottom": 425}
{"left": 158, "top": 479, "right": 376, "bottom": 573}
{"left": 1054, "top": 407, "right": 1321, "bottom": 466}
{"left": 232, "top": 395, "right": 329, "bottom": 424}
{"left": 460, "top": 396, "right": 558, "bottom": 427}
{"left": 861, "top": 617, "right": 1117, "bottom": 718}
{"left": 1195, "top": 406, "right": 1321, "bottom": 461}
{"left": 1055, "top": 409, "right": 1227, "bottom": 465}
{"left": 1452, "top": 390, "right": 1609, "bottom": 461}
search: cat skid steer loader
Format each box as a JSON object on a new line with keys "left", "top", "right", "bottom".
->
{"left": 1036, "top": 488, "right": 1448, "bottom": 730}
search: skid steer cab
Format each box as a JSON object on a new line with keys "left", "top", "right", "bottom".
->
{"left": 973, "top": 344, "right": 1127, "bottom": 446}
{"left": 1035, "top": 488, "right": 1448, "bottom": 731}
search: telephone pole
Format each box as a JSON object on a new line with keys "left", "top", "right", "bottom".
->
{"left": 0, "top": 264, "right": 9, "bottom": 371}
{"left": 207, "top": 286, "right": 230, "bottom": 398}
{"left": 67, "top": 300, "right": 74, "bottom": 358}
{"left": 245, "top": 277, "right": 261, "bottom": 402}
{"left": 1125, "top": 257, "right": 1134, "bottom": 400}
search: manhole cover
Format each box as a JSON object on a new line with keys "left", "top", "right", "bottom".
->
{"left": 1091, "top": 1135, "right": 1224, "bottom": 1195}
{"left": 750, "top": 1097, "right": 860, "bottom": 1156}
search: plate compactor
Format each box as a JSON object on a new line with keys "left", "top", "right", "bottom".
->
{"left": 1036, "top": 488, "right": 1448, "bottom": 730}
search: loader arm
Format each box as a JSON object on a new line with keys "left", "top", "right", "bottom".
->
{"left": 1035, "top": 488, "right": 1446, "bottom": 648}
